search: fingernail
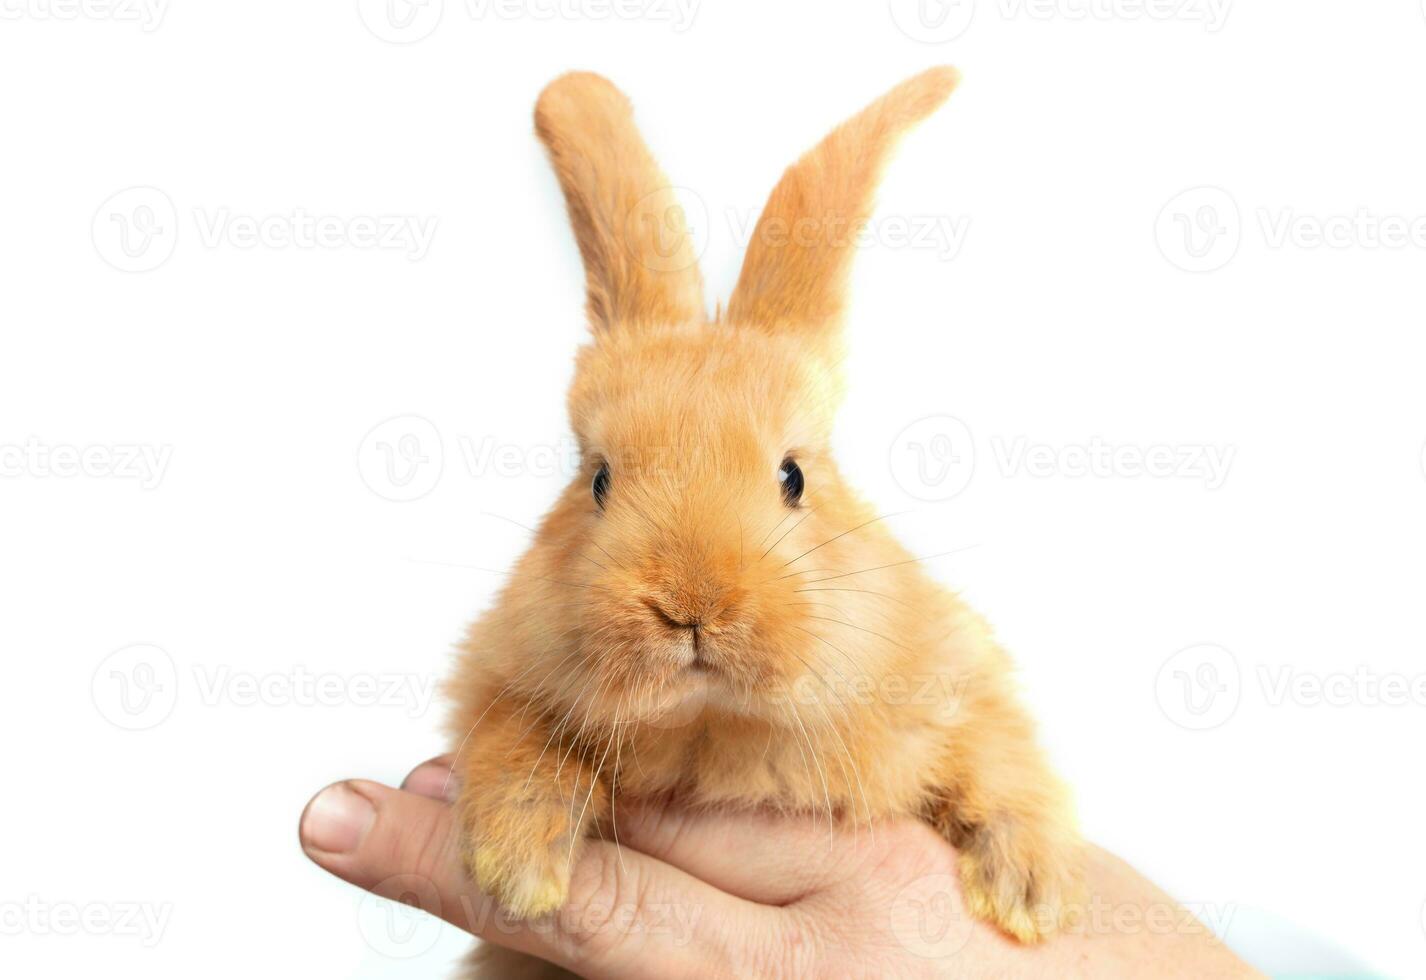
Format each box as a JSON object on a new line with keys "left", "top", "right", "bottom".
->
{"left": 301, "top": 783, "right": 376, "bottom": 855}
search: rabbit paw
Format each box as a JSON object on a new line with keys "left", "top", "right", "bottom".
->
{"left": 956, "top": 819, "right": 1081, "bottom": 943}
{"left": 456, "top": 790, "right": 585, "bottom": 920}
{"left": 466, "top": 839, "right": 570, "bottom": 920}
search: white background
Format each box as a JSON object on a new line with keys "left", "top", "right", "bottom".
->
{"left": 2, "top": 0, "right": 1423, "bottom": 976}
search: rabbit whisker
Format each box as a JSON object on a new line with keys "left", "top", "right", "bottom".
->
{"left": 792, "top": 586, "right": 911, "bottom": 608}
{"left": 759, "top": 506, "right": 818, "bottom": 561}
{"left": 804, "top": 614, "right": 910, "bottom": 652}
{"left": 779, "top": 512, "right": 902, "bottom": 569}
{"left": 800, "top": 545, "right": 981, "bottom": 585}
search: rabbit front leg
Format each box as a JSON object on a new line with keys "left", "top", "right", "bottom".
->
{"left": 453, "top": 698, "right": 608, "bottom": 920}
{"left": 923, "top": 702, "right": 1082, "bottom": 943}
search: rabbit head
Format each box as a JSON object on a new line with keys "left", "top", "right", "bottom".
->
{"left": 500, "top": 67, "right": 959, "bottom": 727}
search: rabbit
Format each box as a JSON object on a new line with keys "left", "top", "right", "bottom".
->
{"left": 445, "top": 65, "right": 1081, "bottom": 977}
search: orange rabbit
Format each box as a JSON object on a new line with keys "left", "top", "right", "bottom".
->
{"left": 446, "top": 66, "right": 1081, "bottom": 976}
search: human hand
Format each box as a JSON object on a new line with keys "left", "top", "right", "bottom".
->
{"left": 299, "top": 757, "right": 1259, "bottom": 979}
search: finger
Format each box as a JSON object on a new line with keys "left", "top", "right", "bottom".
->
{"left": 299, "top": 779, "right": 783, "bottom": 980}
{"left": 400, "top": 755, "right": 456, "bottom": 800}
{"left": 610, "top": 800, "right": 904, "bottom": 906}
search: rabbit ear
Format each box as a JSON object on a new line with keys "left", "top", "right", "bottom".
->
{"left": 535, "top": 72, "right": 706, "bottom": 333}
{"left": 725, "top": 67, "right": 960, "bottom": 342}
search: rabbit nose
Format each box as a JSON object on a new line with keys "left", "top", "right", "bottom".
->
{"left": 644, "top": 581, "right": 739, "bottom": 631}
{"left": 644, "top": 597, "right": 704, "bottom": 630}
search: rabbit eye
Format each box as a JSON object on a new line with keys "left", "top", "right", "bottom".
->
{"left": 592, "top": 462, "right": 611, "bottom": 509}
{"left": 778, "top": 458, "right": 804, "bottom": 507}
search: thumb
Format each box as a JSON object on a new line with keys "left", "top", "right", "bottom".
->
{"left": 298, "top": 779, "right": 779, "bottom": 980}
